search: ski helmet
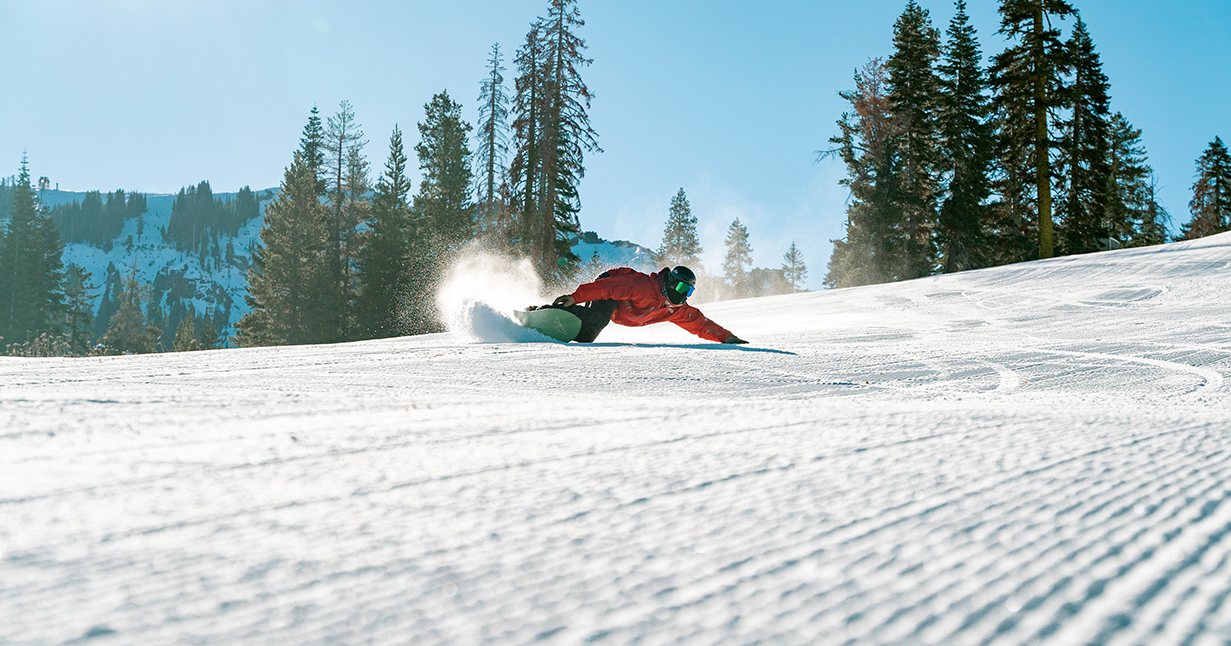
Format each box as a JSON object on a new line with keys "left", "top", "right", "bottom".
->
{"left": 664, "top": 266, "right": 697, "bottom": 304}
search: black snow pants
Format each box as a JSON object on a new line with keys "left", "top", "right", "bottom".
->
{"left": 561, "top": 299, "right": 618, "bottom": 343}
{"left": 557, "top": 270, "right": 617, "bottom": 343}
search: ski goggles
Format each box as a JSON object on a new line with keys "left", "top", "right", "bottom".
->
{"left": 671, "top": 280, "right": 695, "bottom": 298}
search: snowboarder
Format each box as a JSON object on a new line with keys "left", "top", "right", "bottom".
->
{"left": 533, "top": 266, "right": 748, "bottom": 344}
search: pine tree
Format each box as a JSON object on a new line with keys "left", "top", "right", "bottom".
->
{"left": 1136, "top": 173, "right": 1171, "bottom": 247}
{"left": 990, "top": 0, "right": 1075, "bottom": 260}
{"left": 174, "top": 307, "right": 201, "bottom": 352}
{"left": 63, "top": 264, "right": 95, "bottom": 355}
{"left": 823, "top": 59, "right": 905, "bottom": 288}
{"left": 722, "top": 218, "right": 753, "bottom": 298}
{"left": 356, "top": 126, "right": 416, "bottom": 339}
{"left": 93, "top": 262, "right": 121, "bottom": 339}
{"left": 409, "top": 90, "right": 474, "bottom": 333}
{"left": 300, "top": 105, "right": 327, "bottom": 197}
{"left": 196, "top": 309, "right": 224, "bottom": 350}
{"left": 146, "top": 288, "right": 168, "bottom": 352}
{"left": 656, "top": 188, "right": 703, "bottom": 268}
{"left": 886, "top": 1, "right": 942, "bottom": 279}
{"left": 510, "top": 0, "right": 601, "bottom": 282}
{"left": 0, "top": 156, "right": 66, "bottom": 348}
{"left": 1183, "top": 136, "right": 1231, "bottom": 239}
{"left": 323, "top": 101, "right": 366, "bottom": 339}
{"left": 415, "top": 90, "right": 475, "bottom": 251}
{"left": 101, "top": 265, "right": 161, "bottom": 354}
{"left": 1106, "top": 113, "right": 1162, "bottom": 247}
{"left": 1056, "top": 17, "right": 1112, "bottom": 255}
{"left": 338, "top": 144, "right": 371, "bottom": 339}
{"left": 475, "top": 43, "right": 512, "bottom": 242}
{"left": 510, "top": 23, "right": 546, "bottom": 263}
{"left": 579, "top": 248, "right": 604, "bottom": 280}
{"left": 235, "top": 150, "right": 336, "bottom": 346}
{"left": 936, "top": 0, "right": 993, "bottom": 272}
{"left": 781, "top": 242, "right": 807, "bottom": 291}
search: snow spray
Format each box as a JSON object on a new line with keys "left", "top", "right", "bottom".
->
{"left": 436, "top": 249, "right": 554, "bottom": 342}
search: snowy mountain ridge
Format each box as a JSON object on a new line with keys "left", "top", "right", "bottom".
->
{"left": 3, "top": 232, "right": 1231, "bottom": 644}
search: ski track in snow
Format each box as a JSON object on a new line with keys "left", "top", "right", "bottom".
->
{"left": 4, "top": 234, "right": 1231, "bottom": 645}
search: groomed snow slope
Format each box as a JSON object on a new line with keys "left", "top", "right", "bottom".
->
{"left": 4, "top": 233, "right": 1231, "bottom": 645}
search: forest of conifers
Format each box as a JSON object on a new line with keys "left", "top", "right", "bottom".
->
{"left": 822, "top": 0, "right": 1229, "bottom": 289}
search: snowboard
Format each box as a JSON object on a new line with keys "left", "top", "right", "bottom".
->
{"left": 513, "top": 307, "right": 582, "bottom": 342}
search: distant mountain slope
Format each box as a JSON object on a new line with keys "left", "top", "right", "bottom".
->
{"left": 46, "top": 188, "right": 272, "bottom": 343}
{"left": 34, "top": 187, "right": 656, "bottom": 343}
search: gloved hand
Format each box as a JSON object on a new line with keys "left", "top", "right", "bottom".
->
{"left": 723, "top": 334, "right": 748, "bottom": 344}
{"left": 552, "top": 295, "right": 576, "bottom": 308}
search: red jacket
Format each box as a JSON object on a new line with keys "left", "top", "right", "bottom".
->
{"left": 571, "top": 267, "right": 733, "bottom": 343}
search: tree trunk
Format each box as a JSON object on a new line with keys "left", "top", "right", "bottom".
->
{"left": 1033, "top": 5, "right": 1054, "bottom": 259}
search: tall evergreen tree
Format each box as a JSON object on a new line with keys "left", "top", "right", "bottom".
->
{"left": 415, "top": 90, "right": 475, "bottom": 250}
{"left": 1182, "top": 136, "right": 1231, "bottom": 239}
{"left": 510, "top": 0, "right": 601, "bottom": 282}
{"left": 1106, "top": 113, "right": 1163, "bottom": 247}
{"left": 1056, "top": 16, "right": 1112, "bottom": 255}
{"left": 936, "top": 0, "right": 993, "bottom": 272}
{"left": 990, "top": 0, "right": 1076, "bottom": 259}
{"left": 408, "top": 91, "right": 474, "bottom": 334}
{"left": 1136, "top": 173, "right": 1171, "bottom": 247}
{"left": 323, "top": 101, "right": 366, "bottom": 339}
{"left": 300, "top": 105, "right": 327, "bottom": 197}
{"left": 174, "top": 306, "right": 202, "bottom": 352}
{"left": 93, "top": 262, "right": 121, "bottom": 339}
{"left": 338, "top": 144, "right": 372, "bottom": 339}
{"left": 510, "top": 23, "right": 546, "bottom": 263}
{"left": 101, "top": 265, "right": 161, "bottom": 354}
{"left": 235, "top": 150, "right": 336, "bottom": 346}
{"left": 885, "top": 1, "right": 942, "bottom": 279}
{"left": 0, "top": 157, "right": 66, "bottom": 347}
{"left": 475, "top": 43, "right": 512, "bottom": 241}
{"left": 63, "top": 264, "right": 95, "bottom": 355}
{"left": 824, "top": 59, "right": 905, "bottom": 288}
{"left": 656, "top": 188, "right": 703, "bottom": 267}
{"left": 356, "top": 126, "right": 415, "bottom": 339}
{"left": 146, "top": 287, "right": 169, "bottom": 352}
{"left": 781, "top": 242, "right": 808, "bottom": 292}
{"left": 197, "top": 308, "right": 225, "bottom": 350}
{"left": 722, "top": 218, "right": 753, "bottom": 298}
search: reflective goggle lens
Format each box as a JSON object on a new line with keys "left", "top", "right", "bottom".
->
{"left": 673, "top": 281, "right": 695, "bottom": 297}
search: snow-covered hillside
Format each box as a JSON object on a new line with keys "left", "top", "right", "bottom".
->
{"left": 39, "top": 188, "right": 272, "bottom": 339}
{"left": 33, "top": 186, "right": 652, "bottom": 341}
{"left": 3, "top": 233, "right": 1231, "bottom": 644}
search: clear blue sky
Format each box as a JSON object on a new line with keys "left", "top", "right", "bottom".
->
{"left": 2, "top": 0, "right": 1227, "bottom": 284}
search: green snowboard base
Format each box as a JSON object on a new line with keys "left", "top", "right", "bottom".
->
{"left": 513, "top": 308, "right": 583, "bottom": 342}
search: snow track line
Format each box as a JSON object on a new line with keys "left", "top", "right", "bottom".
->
{"left": 1029, "top": 346, "right": 1225, "bottom": 397}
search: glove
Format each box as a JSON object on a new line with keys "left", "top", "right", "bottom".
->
{"left": 552, "top": 295, "right": 576, "bottom": 308}
{"left": 723, "top": 334, "right": 748, "bottom": 344}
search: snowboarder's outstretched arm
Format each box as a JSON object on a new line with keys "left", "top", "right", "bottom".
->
{"left": 670, "top": 304, "right": 738, "bottom": 343}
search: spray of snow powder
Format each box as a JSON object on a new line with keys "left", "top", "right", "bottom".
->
{"left": 436, "top": 249, "right": 560, "bottom": 343}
